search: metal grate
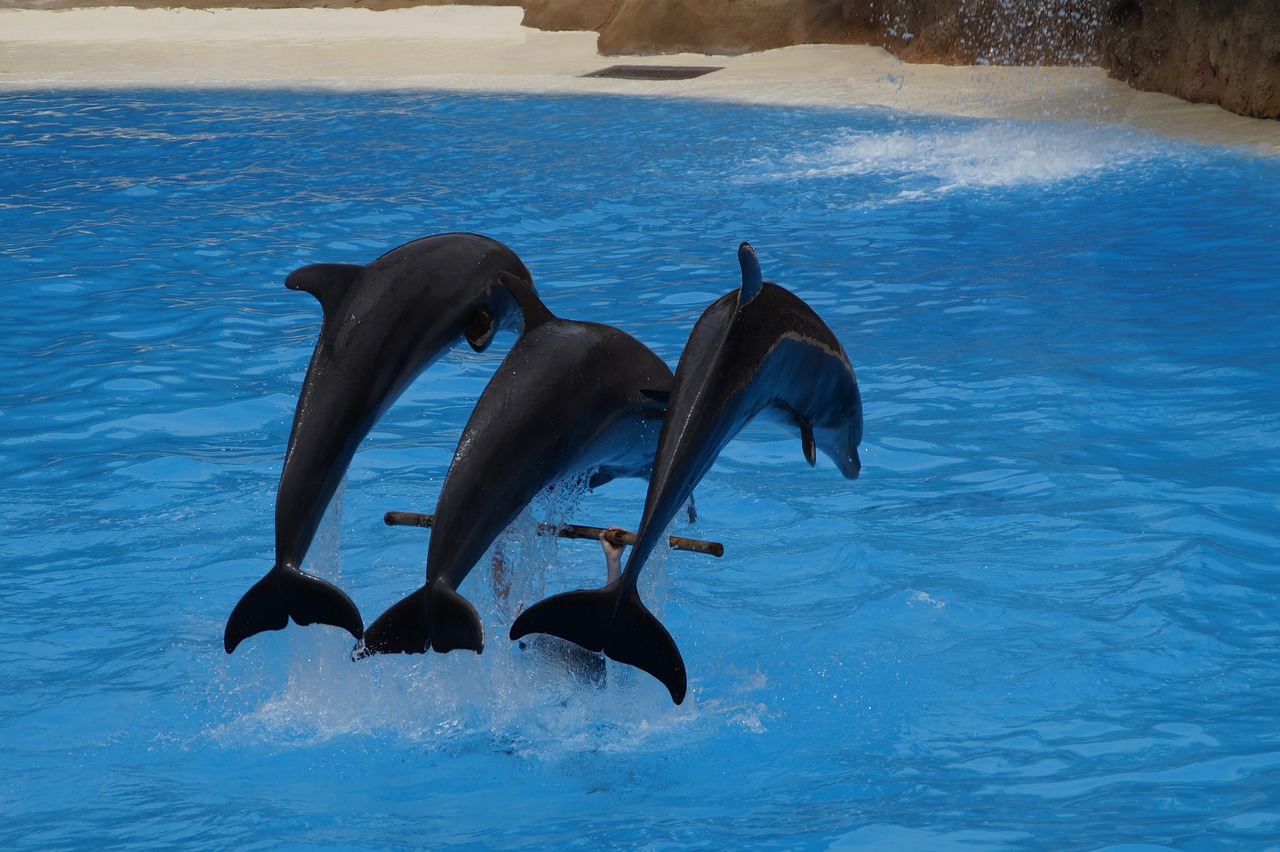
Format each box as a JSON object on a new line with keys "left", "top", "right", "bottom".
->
{"left": 582, "top": 65, "right": 724, "bottom": 81}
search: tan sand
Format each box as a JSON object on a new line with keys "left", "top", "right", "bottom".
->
{"left": 2, "top": 5, "right": 1277, "bottom": 153}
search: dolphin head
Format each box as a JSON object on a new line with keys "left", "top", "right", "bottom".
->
{"left": 814, "top": 378, "right": 863, "bottom": 480}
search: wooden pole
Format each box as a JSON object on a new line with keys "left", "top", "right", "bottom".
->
{"left": 383, "top": 511, "right": 724, "bottom": 558}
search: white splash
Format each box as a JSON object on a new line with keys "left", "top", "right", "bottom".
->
{"left": 206, "top": 475, "right": 754, "bottom": 759}
{"left": 759, "top": 120, "right": 1165, "bottom": 194}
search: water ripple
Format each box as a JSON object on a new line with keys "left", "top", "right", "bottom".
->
{"left": 2, "top": 89, "right": 1278, "bottom": 850}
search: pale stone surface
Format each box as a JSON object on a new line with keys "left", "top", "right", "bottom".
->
{"left": 2, "top": 0, "right": 1277, "bottom": 118}
{"left": 1, "top": 5, "right": 1277, "bottom": 152}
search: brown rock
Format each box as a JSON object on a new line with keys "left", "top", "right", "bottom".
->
{"left": 593, "top": 0, "right": 868, "bottom": 56}
{"left": 518, "top": 0, "right": 1280, "bottom": 119}
{"left": 5, "top": 0, "right": 1278, "bottom": 118}
{"left": 1101, "top": 0, "right": 1280, "bottom": 119}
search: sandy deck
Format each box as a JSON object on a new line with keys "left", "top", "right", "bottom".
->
{"left": 2, "top": 5, "right": 1278, "bottom": 153}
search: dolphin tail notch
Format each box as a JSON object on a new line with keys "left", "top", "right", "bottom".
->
{"left": 427, "top": 583, "right": 485, "bottom": 654}
{"left": 223, "top": 564, "right": 364, "bottom": 654}
{"left": 357, "top": 583, "right": 484, "bottom": 658}
{"left": 509, "top": 581, "right": 688, "bottom": 704}
{"left": 358, "top": 586, "right": 429, "bottom": 657}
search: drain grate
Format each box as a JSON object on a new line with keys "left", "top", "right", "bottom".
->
{"left": 582, "top": 65, "right": 724, "bottom": 81}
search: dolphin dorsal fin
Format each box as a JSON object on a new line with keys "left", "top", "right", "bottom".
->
{"left": 737, "top": 242, "right": 764, "bottom": 309}
{"left": 497, "top": 271, "right": 555, "bottom": 331}
{"left": 284, "top": 263, "right": 363, "bottom": 316}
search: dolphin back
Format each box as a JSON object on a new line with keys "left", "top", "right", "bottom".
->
{"left": 224, "top": 565, "right": 363, "bottom": 653}
{"left": 509, "top": 578, "right": 687, "bottom": 704}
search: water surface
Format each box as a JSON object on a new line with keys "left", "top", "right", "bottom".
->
{"left": 2, "top": 89, "right": 1278, "bottom": 849}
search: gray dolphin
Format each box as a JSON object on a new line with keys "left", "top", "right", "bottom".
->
{"left": 224, "top": 233, "right": 531, "bottom": 654}
{"left": 358, "top": 271, "right": 674, "bottom": 658}
{"left": 509, "top": 243, "right": 863, "bottom": 704}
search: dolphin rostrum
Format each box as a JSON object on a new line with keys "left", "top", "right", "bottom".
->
{"left": 357, "top": 271, "right": 674, "bottom": 658}
{"left": 224, "top": 233, "right": 532, "bottom": 653}
{"left": 509, "top": 243, "right": 863, "bottom": 704}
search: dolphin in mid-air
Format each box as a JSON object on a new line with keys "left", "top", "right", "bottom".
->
{"left": 224, "top": 233, "right": 532, "bottom": 654}
{"left": 510, "top": 243, "right": 863, "bottom": 703}
{"left": 357, "top": 271, "right": 674, "bottom": 659}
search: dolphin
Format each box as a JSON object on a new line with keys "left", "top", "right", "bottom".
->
{"left": 224, "top": 233, "right": 532, "bottom": 654}
{"left": 358, "top": 271, "right": 674, "bottom": 658}
{"left": 509, "top": 243, "right": 863, "bottom": 704}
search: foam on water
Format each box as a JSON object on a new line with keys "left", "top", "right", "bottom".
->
{"left": 757, "top": 120, "right": 1168, "bottom": 194}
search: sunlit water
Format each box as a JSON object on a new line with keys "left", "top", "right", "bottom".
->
{"left": 2, "top": 89, "right": 1278, "bottom": 849}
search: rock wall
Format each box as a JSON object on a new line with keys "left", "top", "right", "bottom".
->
{"left": 519, "top": 0, "right": 1280, "bottom": 119}
{"left": 9, "top": 0, "right": 1276, "bottom": 118}
{"left": 1102, "top": 0, "right": 1280, "bottom": 120}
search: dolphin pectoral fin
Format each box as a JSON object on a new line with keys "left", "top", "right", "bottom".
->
{"left": 510, "top": 583, "right": 688, "bottom": 705}
{"left": 588, "top": 470, "right": 615, "bottom": 490}
{"left": 640, "top": 388, "right": 671, "bottom": 406}
{"left": 277, "top": 564, "right": 364, "bottom": 640}
{"left": 465, "top": 306, "right": 497, "bottom": 352}
{"left": 358, "top": 586, "right": 429, "bottom": 657}
{"left": 799, "top": 419, "right": 817, "bottom": 467}
{"left": 638, "top": 388, "right": 671, "bottom": 421}
{"left": 224, "top": 570, "right": 290, "bottom": 653}
{"left": 427, "top": 583, "right": 485, "bottom": 654}
{"left": 284, "top": 263, "right": 363, "bottom": 316}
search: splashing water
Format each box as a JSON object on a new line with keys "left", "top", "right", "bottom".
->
{"left": 759, "top": 120, "right": 1167, "bottom": 193}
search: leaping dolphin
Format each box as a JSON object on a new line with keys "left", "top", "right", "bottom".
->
{"left": 358, "top": 271, "right": 674, "bottom": 658}
{"left": 510, "top": 243, "right": 863, "bottom": 704}
{"left": 224, "top": 233, "right": 532, "bottom": 654}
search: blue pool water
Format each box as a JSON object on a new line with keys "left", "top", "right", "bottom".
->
{"left": 2, "top": 88, "right": 1279, "bottom": 849}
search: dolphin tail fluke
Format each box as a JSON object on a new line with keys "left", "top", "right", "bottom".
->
{"left": 358, "top": 587, "right": 430, "bottom": 657}
{"left": 279, "top": 565, "right": 364, "bottom": 638}
{"left": 427, "top": 583, "right": 485, "bottom": 654}
{"left": 510, "top": 586, "right": 614, "bottom": 653}
{"left": 357, "top": 583, "right": 484, "bottom": 658}
{"left": 224, "top": 571, "right": 288, "bottom": 653}
{"left": 510, "top": 583, "right": 688, "bottom": 704}
{"left": 223, "top": 565, "right": 363, "bottom": 654}
{"left": 606, "top": 586, "right": 688, "bottom": 705}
